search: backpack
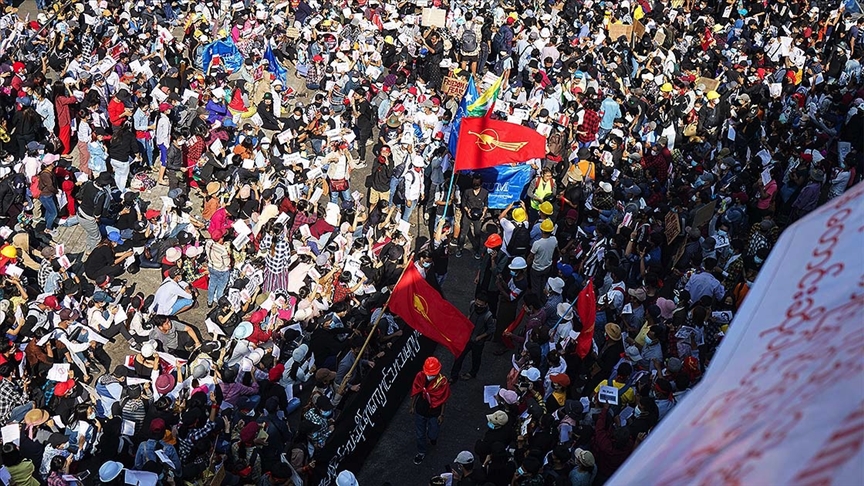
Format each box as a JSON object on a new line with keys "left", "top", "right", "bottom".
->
{"left": 507, "top": 223, "right": 530, "bottom": 256}
{"left": 30, "top": 175, "right": 41, "bottom": 199}
{"left": 461, "top": 29, "right": 478, "bottom": 53}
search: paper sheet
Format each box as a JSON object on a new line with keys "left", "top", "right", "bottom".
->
{"left": 124, "top": 470, "right": 158, "bottom": 486}
{"left": 483, "top": 385, "right": 501, "bottom": 408}
{"left": 121, "top": 419, "right": 136, "bottom": 436}
{"left": 155, "top": 449, "right": 177, "bottom": 470}
{"left": 114, "top": 306, "right": 128, "bottom": 325}
{"left": 232, "top": 219, "right": 253, "bottom": 237}
{"left": 47, "top": 363, "right": 71, "bottom": 382}
{"left": 0, "top": 467, "right": 10, "bottom": 486}
{"left": 0, "top": 424, "right": 19, "bottom": 446}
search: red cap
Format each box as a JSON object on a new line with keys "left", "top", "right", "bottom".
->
{"left": 145, "top": 209, "right": 161, "bottom": 219}
{"left": 43, "top": 296, "right": 60, "bottom": 311}
{"left": 159, "top": 102, "right": 172, "bottom": 112}
{"left": 53, "top": 379, "right": 75, "bottom": 397}
{"left": 239, "top": 421, "right": 259, "bottom": 444}
{"left": 268, "top": 363, "right": 285, "bottom": 382}
{"left": 312, "top": 54, "right": 324, "bottom": 62}
{"left": 407, "top": 86, "right": 418, "bottom": 96}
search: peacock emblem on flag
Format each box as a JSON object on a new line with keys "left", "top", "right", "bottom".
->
{"left": 412, "top": 294, "right": 432, "bottom": 323}
{"left": 468, "top": 129, "right": 529, "bottom": 152}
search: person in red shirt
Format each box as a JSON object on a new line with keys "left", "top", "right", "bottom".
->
{"left": 107, "top": 89, "right": 132, "bottom": 127}
{"left": 578, "top": 100, "right": 601, "bottom": 147}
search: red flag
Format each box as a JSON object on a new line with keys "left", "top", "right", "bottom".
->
{"left": 454, "top": 116, "right": 547, "bottom": 171}
{"left": 576, "top": 281, "right": 597, "bottom": 359}
{"left": 388, "top": 264, "right": 473, "bottom": 356}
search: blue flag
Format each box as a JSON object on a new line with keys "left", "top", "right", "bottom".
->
{"left": 201, "top": 38, "right": 244, "bottom": 74}
{"left": 474, "top": 164, "right": 533, "bottom": 209}
{"left": 448, "top": 76, "right": 479, "bottom": 157}
{"left": 263, "top": 43, "right": 288, "bottom": 87}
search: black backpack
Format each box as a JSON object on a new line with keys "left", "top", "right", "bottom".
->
{"left": 507, "top": 223, "right": 530, "bottom": 256}
{"left": 461, "top": 29, "right": 478, "bottom": 53}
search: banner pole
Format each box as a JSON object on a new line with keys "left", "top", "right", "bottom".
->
{"left": 336, "top": 254, "right": 415, "bottom": 395}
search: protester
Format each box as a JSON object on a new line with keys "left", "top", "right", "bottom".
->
{"left": 0, "top": 0, "right": 856, "bottom": 483}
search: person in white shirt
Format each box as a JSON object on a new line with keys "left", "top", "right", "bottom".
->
{"left": 154, "top": 104, "right": 172, "bottom": 185}
{"left": 528, "top": 219, "right": 558, "bottom": 291}
{"left": 401, "top": 156, "right": 425, "bottom": 222}
{"left": 150, "top": 267, "right": 195, "bottom": 316}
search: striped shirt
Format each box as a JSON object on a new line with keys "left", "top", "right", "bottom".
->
{"left": 205, "top": 240, "right": 231, "bottom": 272}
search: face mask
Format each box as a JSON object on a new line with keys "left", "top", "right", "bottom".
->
{"left": 88, "top": 411, "right": 96, "bottom": 420}
{"left": 717, "top": 229, "right": 727, "bottom": 237}
{"left": 293, "top": 114, "right": 301, "bottom": 119}
{"left": 322, "top": 115, "right": 330, "bottom": 120}
{"left": 487, "top": 421, "right": 496, "bottom": 429}
{"left": 517, "top": 467, "right": 525, "bottom": 475}
{"left": 320, "top": 409, "right": 332, "bottom": 417}
{"left": 426, "top": 374, "right": 435, "bottom": 380}
{"left": 487, "top": 248, "right": 495, "bottom": 255}
{"left": 510, "top": 270, "right": 518, "bottom": 276}
{"left": 644, "top": 336, "right": 654, "bottom": 346}
{"left": 422, "top": 261, "right": 432, "bottom": 268}
{"left": 634, "top": 407, "right": 643, "bottom": 418}
{"left": 691, "top": 160, "right": 698, "bottom": 167}
{"left": 754, "top": 256, "right": 763, "bottom": 264}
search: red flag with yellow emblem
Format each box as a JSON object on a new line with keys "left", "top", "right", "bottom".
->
{"left": 388, "top": 263, "right": 473, "bottom": 356}
{"left": 453, "top": 116, "right": 548, "bottom": 171}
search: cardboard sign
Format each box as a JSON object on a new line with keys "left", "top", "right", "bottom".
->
{"left": 421, "top": 7, "right": 447, "bottom": 28}
{"left": 664, "top": 212, "right": 681, "bottom": 243}
{"left": 692, "top": 199, "right": 718, "bottom": 229}
{"left": 441, "top": 76, "right": 469, "bottom": 97}
{"left": 285, "top": 27, "right": 300, "bottom": 38}
{"left": 695, "top": 76, "right": 720, "bottom": 93}
{"left": 608, "top": 24, "right": 633, "bottom": 42}
{"left": 633, "top": 20, "right": 646, "bottom": 39}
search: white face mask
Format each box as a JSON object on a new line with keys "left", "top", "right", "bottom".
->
{"left": 634, "top": 407, "right": 643, "bottom": 418}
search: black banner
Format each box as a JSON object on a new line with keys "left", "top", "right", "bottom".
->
{"left": 313, "top": 329, "right": 436, "bottom": 485}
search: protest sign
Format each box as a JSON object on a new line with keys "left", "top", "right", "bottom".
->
{"left": 665, "top": 212, "right": 681, "bottom": 244}
{"left": 421, "top": 7, "right": 446, "bottom": 28}
{"left": 692, "top": 200, "right": 718, "bottom": 229}
{"left": 695, "top": 76, "right": 720, "bottom": 93}
{"left": 598, "top": 385, "right": 620, "bottom": 405}
{"left": 313, "top": 330, "right": 436, "bottom": 485}
{"left": 608, "top": 24, "right": 633, "bottom": 41}
{"left": 633, "top": 20, "right": 646, "bottom": 39}
{"left": 441, "top": 76, "right": 469, "bottom": 97}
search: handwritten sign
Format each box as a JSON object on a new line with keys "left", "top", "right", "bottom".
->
{"left": 598, "top": 385, "right": 620, "bottom": 405}
{"left": 654, "top": 29, "right": 666, "bottom": 45}
{"left": 633, "top": 20, "right": 646, "bottom": 39}
{"left": 665, "top": 212, "right": 681, "bottom": 244}
{"left": 441, "top": 76, "right": 469, "bottom": 97}
{"left": 608, "top": 24, "right": 633, "bottom": 42}
{"left": 421, "top": 7, "right": 446, "bottom": 28}
{"left": 692, "top": 199, "right": 718, "bottom": 229}
{"left": 695, "top": 76, "right": 720, "bottom": 93}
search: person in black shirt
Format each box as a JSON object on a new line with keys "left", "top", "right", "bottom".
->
{"left": 459, "top": 175, "right": 489, "bottom": 259}
{"left": 351, "top": 89, "right": 374, "bottom": 162}
{"left": 84, "top": 233, "right": 133, "bottom": 281}
{"left": 368, "top": 146, "right": 394, "bottom": 205}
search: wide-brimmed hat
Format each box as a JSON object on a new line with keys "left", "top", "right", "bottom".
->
{"left": 605, "top": 323, "right": 622, "bottom": 341}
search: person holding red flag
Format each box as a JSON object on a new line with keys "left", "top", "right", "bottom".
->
{"left": 410, "top": 357, "right": 451, "bottom": 465}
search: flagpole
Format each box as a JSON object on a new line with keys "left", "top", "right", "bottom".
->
{"left": 336, "top": 254, "right": 415, "bottom": 396}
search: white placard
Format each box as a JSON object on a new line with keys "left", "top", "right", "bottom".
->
{"left": 484, "top": 385, "right": 501, "bottom": 408}
{"left": 0, "top": 424, "right": 19, "bottom": 446}
{"left": 47, "top": 363, "right": 71, "bottom": 382}
{"left": 598, "top": 385, "right": 619, "bottom": 405}
{"left": 121, "top": 419, "right": 136, "bottom": 436}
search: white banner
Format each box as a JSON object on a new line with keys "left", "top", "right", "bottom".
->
{"left": 610, "top": 182, "right": 864, "bottom": 486}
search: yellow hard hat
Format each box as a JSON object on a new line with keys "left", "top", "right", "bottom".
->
{"left": 384, "top": 35, "right": 394, "bottom": 45}
{"left": 0, "top": 245, "right": 16, "bottom": 259}
{"left": 660, "top": 82, "right": 673, "bottom": 93}
{"left": 706, "top": 90, "right": 720, "bottom": 101}
{"left": 539, "top": 201, "right": 554, "bottom": 216}
{"left": 540, "top": 219, "right": 554, "bottom": 232}
{"left": 512, "top": 208, "right": 527, "bottom": 223}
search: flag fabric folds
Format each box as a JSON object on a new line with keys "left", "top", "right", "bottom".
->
{"left": 453, "top": 116, "right": 548, "bottom": 171}
{"left": 576, "top": 281, "right": 597, "bottom": 359}
{"left": 388, "top": 264, "right": 473, "bottom": 356}
{"left": 263, "top": 43, "right": 288, "bottom": 87}
{"left": 201, "top": 38, "right": 244, "bottom": 74}
{"left": 448, "top": 76, "right": 479, "bottom": 157}
{"left": 466, "top": 75, "right": 503, "bottom": 117}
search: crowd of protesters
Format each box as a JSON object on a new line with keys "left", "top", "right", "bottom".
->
{"left": 0, "top": 0, "right": 858, "bottom": 484}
